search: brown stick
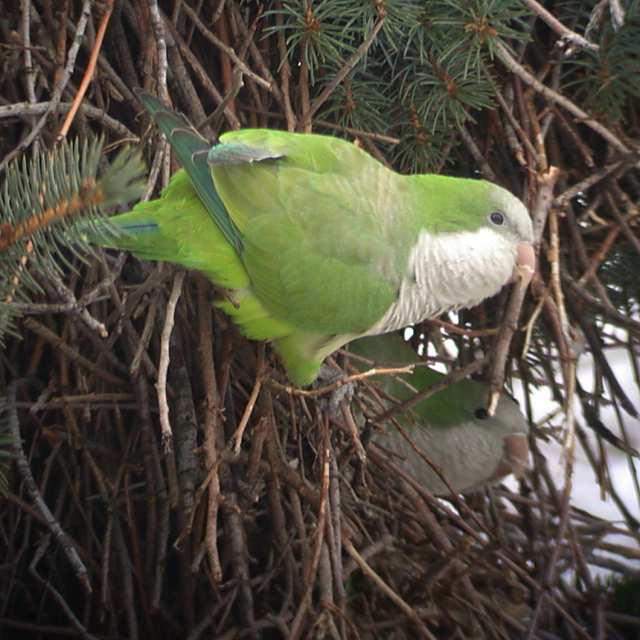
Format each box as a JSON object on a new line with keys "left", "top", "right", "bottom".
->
{"left": 57, "top": 0, "right": 114, "bottom": 139}
{"left": 344, "top": 538, "right": 437, "bottom": 640}
{"left": 156, "top": 270, "right": 186, "bottom": 451}
{"left": 7, "top": 380, "right": 92, "bottom": 594}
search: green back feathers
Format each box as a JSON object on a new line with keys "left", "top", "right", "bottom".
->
{"left": 210, "top": 129, "right": 410, "bottom": 335}
{"left": 92, "top": 95, "right": 529, "bottom": 388}
{"left": 348, "top": 334, "right": 487, "bottom": 428}
{"left": 212, "top": 128, "right": 393, "bottom": 232}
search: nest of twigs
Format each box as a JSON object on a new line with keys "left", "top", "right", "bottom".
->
{"left": 1, "top": 1, "right": 640, "bottom": 639}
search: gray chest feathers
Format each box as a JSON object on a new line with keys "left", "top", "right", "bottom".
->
{"left": 368, "top": 227, "right": 516, "bottom": 335}
{"left": 374, "top": 419, "right": 505, "bottom": 494}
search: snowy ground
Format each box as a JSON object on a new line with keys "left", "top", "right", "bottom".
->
{"left": 510, "top": 344, "right": 640, "bottom": 574}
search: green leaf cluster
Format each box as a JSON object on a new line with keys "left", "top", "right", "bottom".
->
{"left": 266, "top": 0, "right": 531, "bottom": 171}
{"left": 598, "top": 243, "right": 640, "bottom": 313}
{"left": 0, "top": 138, "right": 145, "bottom": 345}
{"left": 561, "top": 1, "right": 640, "bottom": 124}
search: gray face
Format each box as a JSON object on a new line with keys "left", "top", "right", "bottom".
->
{"left": 486, "top": 184, "right": 534, "bottom": 247}
{"left": 483, "top": 392, "right": 530, "bottom": 437}
{"left": 373, "top": 392, "right": 530, "bottom": 495}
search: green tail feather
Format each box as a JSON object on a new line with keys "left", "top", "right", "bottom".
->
{"left": 87, "top": 171, "right": 248, "bottom": 290}
{"left": 135, "top": 89, "right": 243, "bottom": 253}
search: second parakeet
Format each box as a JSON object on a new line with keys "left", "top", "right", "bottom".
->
{"left": 93, "top": 91, "right": 535, "bottom": 385}
{"left": 348, "top": 334, "right": 530, "bottom": 494}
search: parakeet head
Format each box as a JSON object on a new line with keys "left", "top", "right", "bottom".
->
{"left": 480, "top": 181, "right": 533, "bottom": 240}
{"left": 348, "top": 334, "right": 530, "bottom": 494}
{"left": 372, "top": 175, "right": 536, "bottom": 332}
{"left": 385, "top": 380, "right": 530, "bottom": 494}
{"left": 479, "top": 181, "right": 535, "bottom": 283}
{"left": 416, "top": 176, "right": 535, "bottom": 275}
{"left": 468, "top": 396, "right": 530, "bottom": 484}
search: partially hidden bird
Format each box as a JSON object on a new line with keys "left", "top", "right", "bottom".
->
{"left": 348, "top": 334, "right": 530, "bottom": 494}
{"left": 92, "top": 90, "right": 535, "bottom": 386}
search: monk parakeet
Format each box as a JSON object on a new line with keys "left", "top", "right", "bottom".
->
{"left": 348, "top": 334, "right": 529, "bottom": 494}
{"left": 94, "top": 91, "right": 534, "bottom": 386}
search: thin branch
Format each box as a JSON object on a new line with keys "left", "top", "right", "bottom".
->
{"left": 487, "top": 166, "right": 559, "bottom": 415}
{"left": 307, "top": 14, "right": 386, "bottom": 121}
{"left": 232, "top": 348, "right": 264, "bottom": 454}
{"left": 494, "top": 41, "right": 630, "bottom": 155}
{"left": 0, "top": 0, "right": 92, "bottom": 172}
{"left": 268, "top": 364, "right": 415, "bottom": 398}
{"left": 0, "top": 100, "right": 137, "bottom": 138}
{"left": 147, "top": 0, "right": 169, "bottom": 101}
{"left": 22, "top": 318, "right": 126, "bottom": 385}
{"left": 7, "top": 380, "right": 92, "bottom": 594}
{"left": 57, "top": 0, "right": 115, "bottom": 139}
{"left": 180, "top": 2, "right": 280, "bottom": 98}
{"left": 343, "top": 539, "right": 437, "bottom": 640}
{"left": 156, "top": 269, "right": 186, "bottom": 451}
{"left": 522, "top": 0, "right": 599, "bottom": 51}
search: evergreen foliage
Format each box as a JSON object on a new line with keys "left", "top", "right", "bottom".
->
{"left": 0, "top": 138, "right": 144, "bottom": 493}
{"left": 599, "top": 244, "right": 640, "bottom": 312}
{"left": 561, "top": 1, "right": 640, "bottom": 123}
{"left": 0, "top": 0, "right": 638, "bottom": 637}
{"left": 270, "top": 0, "right": 532, "bottom": 171}
{"left": 0, "top": 139, "right": 145, "bottom": 344}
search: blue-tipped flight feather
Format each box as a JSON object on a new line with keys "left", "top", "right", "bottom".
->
{"left": 134, "top": 89, "right": 243, "bottom": 253}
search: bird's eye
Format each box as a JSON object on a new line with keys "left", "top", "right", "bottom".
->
{"left": 474, "top": 407, "right": 489, "bottom": 420}
{"left": 489, "top": 211, "right": 505, "bottom": 226}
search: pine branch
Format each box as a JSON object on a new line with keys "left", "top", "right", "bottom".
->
{"left": 0, "top": 137, "right": 145, "bottom": 344}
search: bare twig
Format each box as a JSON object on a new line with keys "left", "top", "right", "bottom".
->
{"left": 156, "top": 269, "right": 186, "bottom": 451}
{"left": 232, "top": 347, "right": 264, "bottom": 453}
{"left": 195, "top": 276, "right": 223, "bottom": 581}
{"left": 22, "top": 318, "right": 126, "bottom": 385}
{"left": 344, "top": 539, "right": 437, "bottom": 640}
{"left": 487, "top": 166, "right": 559, "bottom": 414}
{"left": 522, "top": 0, "right": 599, "bottom": 51}
{"left": 57, "top": 0, "right": 115, "bottom": 139}
{"left": 7, "top": 380, "right": 91, "bottom": 594}
{"left": 0, "top": 0, "right": 92, "bottom": 172}
{"left": 494, "top": 41, "right": 630, "bottom": 155}
{"left": 268, "top": 364, "right": 415, "bottom": 398}
{"left": 147, "top": 0, "right": 169, "bottom": 101}
{"left": 307, "top": 14, "right": 386, "bottom": 121}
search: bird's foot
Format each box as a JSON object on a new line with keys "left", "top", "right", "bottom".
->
{"left": 314, "top": 363, "right": 356, "bottom": 418}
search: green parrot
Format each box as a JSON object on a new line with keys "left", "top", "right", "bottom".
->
{"left": 348, "top": 334, "right": 530, "bottom": 494}
{"left": 94, "top": 91, "right": 535, "bottom": 386}
{"left": 349, "top": 334, "right": 529, "bottom": 495}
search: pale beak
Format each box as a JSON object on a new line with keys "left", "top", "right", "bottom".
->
{"left": 511, "top": 242, "right": 536, "bottom": 285}
{"left": 489, "top": 433, "right": 530, "bottom": 482}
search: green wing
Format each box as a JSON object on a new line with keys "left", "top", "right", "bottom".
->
{"left": 211, "top": 130, "right": 417, "bottom": 334}
{"left": 136, "top": 90, "right": 243, "bottom": 253}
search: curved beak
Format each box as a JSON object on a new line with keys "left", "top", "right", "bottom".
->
{"left": 511, "top": 242, "right": 536, "bottom": 285}
{"left": 489, "top": 433, "right": 530, "bottom": 482}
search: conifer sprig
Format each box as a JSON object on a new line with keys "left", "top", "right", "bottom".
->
{"left": 0, "top": 138, "right": 145, "bottom": 344}
{"left": 265, "top": 0, "right": 535, "bottom": 171}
